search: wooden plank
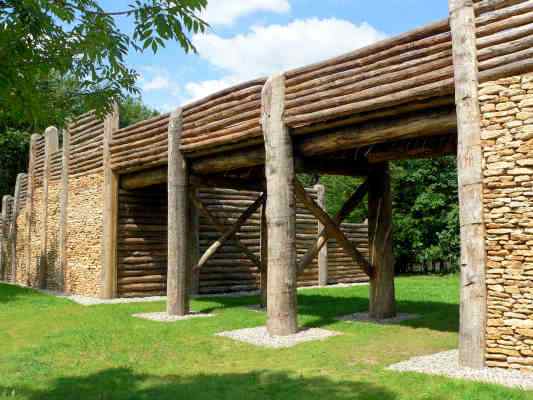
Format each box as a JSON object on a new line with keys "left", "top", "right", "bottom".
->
{"left": 449, "top": 0, "right": 487, "bottom": 369}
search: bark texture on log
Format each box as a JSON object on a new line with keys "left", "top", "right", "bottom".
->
{"left": 368, "top": 162, "right": 396, "bottom": 319}
{"left": 101, "top": 107, "right": 120, "bottom": 299}
{"left": 167, "top": 108, "right": 190, "bottom": 316}
{"left": 262, "top": 73, "right": 298, "bottom": 336}
{"left": 449, "top": 0, "right": 487, "bottom": 369}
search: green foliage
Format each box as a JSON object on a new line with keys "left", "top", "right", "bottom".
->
{"left": 0, "top": 276, "right": 529, "bottom": 399}
{"left": 0, "top": 130, "right": 30, "bottom": 196}
{"left": 391, "top": 157, "right": 460, "bottom": 272}
{"left": 0, "top": 0, "right": 207, "bottom": 129}
{"left": 315, "top": 157, "right": 460, "bottom": 273}
{"left": 119, "top": 97, "right": 159, "bottom": 128}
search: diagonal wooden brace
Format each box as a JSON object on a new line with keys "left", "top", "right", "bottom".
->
{"left": 297, "top": 178, "right": 369, "bottom": 275}
{"left": 190, "top": 191, "right": 264, "bottom": 270}
{"left": 294, "top": 179, "right": 373, "bottom": 277}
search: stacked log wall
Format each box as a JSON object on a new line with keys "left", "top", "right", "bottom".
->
{"left": 110, "top": 113, "right": 170, "bottom": 174}
{"left": 117, "top": 186, "right": 167, "bottom": 297}
{"left": 115, "top": 185, "right": 369, "bottom": 297}
{"left": 480, "top": 73, "right": 533, "bottom": 371}
{"left": 328, "top": 222, "right": 371, "bottom": 284}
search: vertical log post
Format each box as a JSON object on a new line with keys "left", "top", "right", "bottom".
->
{"left": 368, "top": 162, "right": 396, "bottom": 319}
{"left": 25, "top": 134, "right": 39, "bottom": 286}
{"left": 189, "top": 190, "right": 200, "bottom": 296}
{"left": 449, "top": 0, "right": 487, "bottom": 369}
{"left": 167, "top": 108, "right": 190, "bottom": 316}
{"left": 315, "top": 184, "right": 328, "bottom": 286}
{"left": 101, "top": 106, "right": 120, "bottom": 299}
{"left": 0, "top": 196, "right": 8, "bottom": 280}
{"left": 260, "top": 201, "right": 268, "bottom": 308}
{"left": 10, "top": 173, "right": 25, "bottom": 283}
{"left": 39, "top": 127, "right": 59, "bottom": 289}
{"left": 59, "top": 128, "right": 70, "bottom": 292}
{"left": 262, "top": 73, "right": 298, "bottom": 336}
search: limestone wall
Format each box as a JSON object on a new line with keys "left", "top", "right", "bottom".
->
{"left": 29, "top": 186, "right": 43, "bottom": 287}
{"left": 15, "top": 210, "right": 28, "bottom": 285}
{"left": 65, "top": 173, "right": 104, "bottom": 297}
{"left": 46, "top": 180, "right": 61, "bottom": 290}
{"left": 480, "top": 73, "right": 533, "bottom": 371}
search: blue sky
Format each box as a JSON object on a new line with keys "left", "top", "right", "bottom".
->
{"left": 101, "top": 0, "right": 449, "bottom": 111}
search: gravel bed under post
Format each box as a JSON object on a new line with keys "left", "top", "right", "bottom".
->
{"left": 216, "top": 327, "right": 342, "bottom": 348}
{"left": 388, "top": 350, "right": 533, "bottom": 390}
{"left": 132, "top": 312, "right": 213, "bottom": 322}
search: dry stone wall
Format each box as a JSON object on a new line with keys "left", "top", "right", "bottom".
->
{"left": 46, "top": 180, "right": 61, "bottom": 290}
{"left": 480, "top": 73, "right": 533, "bottom": 371}
{"left": 65, "top": 173, "right": 104, "bottom": 297}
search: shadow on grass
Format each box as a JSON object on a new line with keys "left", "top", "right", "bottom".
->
{"left": 0, "top": 282, "right": 27, "bottom": 304}
{"left": 297, "top": 294, "right": 458, "bottom": 333}
{"left": 0, "top": 368, "right": 397, "bottom": 400}
{"left": 204, "top": 292, "right": 458, "bottom": 334}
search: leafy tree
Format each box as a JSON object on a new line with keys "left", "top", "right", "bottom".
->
{"left": 315, "top": 157, "right": 460, "bottom": 274}
{"left": 0, "top": 0, "right": 207, "bottom": 129}
{"left": 391, "top": 157, "right": 460, "bottom": 272}
{"left": 0, "top": 130, "right": 30, "bottom": 196}
{"left": 119, "top": 97, "right": 159, "bottom": 128}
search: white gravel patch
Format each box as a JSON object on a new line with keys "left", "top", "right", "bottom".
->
{"left": 216, "top": 326, "right": 341, "bottom": 348}
{"left": 132, "top": 311, "right": 213, "bottom": 322}
{"left": 388, "top": 350, "right": 533, "bottom": 391}
{"left": 337, "top": 312, "right": 420, "bottom": 324}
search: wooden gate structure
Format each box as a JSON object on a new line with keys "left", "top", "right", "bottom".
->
{"left": 3, "top": 0, "right": 533, "bottom": 370}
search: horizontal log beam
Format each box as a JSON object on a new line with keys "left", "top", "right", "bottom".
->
{"left": 297, "top": 106, "right": 457, "bottom": 156}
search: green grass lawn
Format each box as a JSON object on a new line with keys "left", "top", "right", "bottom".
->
{"left": 0, "top": 275, "right": 531, "bottom": 400}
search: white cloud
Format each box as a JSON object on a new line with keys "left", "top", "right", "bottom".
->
{"left": 142, "top": 75, "right": 171, "bottom": 91}
{"left": 183, "top": 18, "right": 387, "bottom": 102}
{"left": 139, "top": 66, "right": 180, "bottom": 94}
{"left": 185, "top": 77, "right": 241, "bottom": 103}
{"left": 202, "top": 0, "right": 290, "bottom": 26}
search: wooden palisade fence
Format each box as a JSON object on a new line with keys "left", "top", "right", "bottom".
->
{"left": 2, "top": 0, "right": 533, "bottom": 371}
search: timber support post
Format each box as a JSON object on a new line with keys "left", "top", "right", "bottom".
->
{"left": 167, "top": 108, "right": 190, "bottom": 316}
{"left": 0, "top": 196, "right": 8, "bottom": 280}
{"left": 260, "top": 199, "right": 268, "bottom": 308}
{"left": 10, "top": 173, "right": 25, "bottom": 283}
{"left": 368, "top": 162, "right": 396, "bottom": 319}
{"left": 315, "top": 184, "right": 328, "bottom": 286}
{"left": 449, "top": 0, "right": 487, "bottom": 369}
{"left": 189, "top": 189, "right": 200, "bottom": 296}
{"left": 25, "top": 134, "right": 39, "bottom": 286}
{"left": 101, "top": 106, "right": 120, "bottom": 299}
{"left": 59, "top": 128, "right": 69, "bottom": 292}
{"left": 39, "top": 126, "right": 59, "bottom": 289}
{"left": 262, "top": 73, "right": 298, "bottom": 336}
